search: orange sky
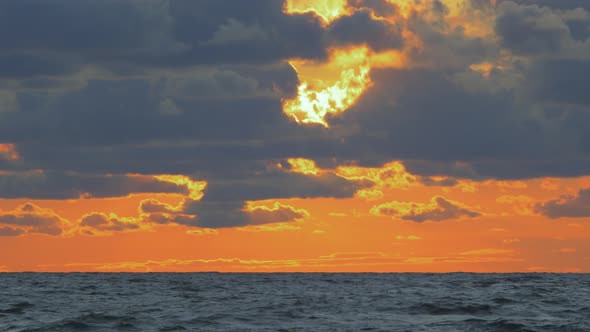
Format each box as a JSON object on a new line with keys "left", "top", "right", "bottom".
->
{"left": 1, "top": 163, "right": 589, "bottom": 273}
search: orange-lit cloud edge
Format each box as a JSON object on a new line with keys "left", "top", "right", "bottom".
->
{"left": 282, "top": 0, "right": 408, "bottom": 126}
{"left": 1, "top": 0, "right": 589, "bottom": 273}
{"left": 2, "top": 158, "right": 589, "bottom": 273}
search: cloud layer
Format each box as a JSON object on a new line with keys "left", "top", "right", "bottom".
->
{"left": 1, "top": 0, "right": 589, "bottom": 230}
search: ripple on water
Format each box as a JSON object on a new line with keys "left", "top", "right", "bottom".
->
{"left": 0, "top": 273, "right": 588, "bottom": 332}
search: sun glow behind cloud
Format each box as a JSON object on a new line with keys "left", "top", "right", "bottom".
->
{"left": 282, "top": 0, "right": 495, "bottom": 127}
{"left": 282, "top": 46, "right": 405, "bottom": 126}
{"left": 282, "top": 47, "right": 372, "bottom": 126}
{"left": 284, "top": 0, "right": 350, "bottom": 25}
{"left": 282, "top": 1, "right": 407, "bottom": 127}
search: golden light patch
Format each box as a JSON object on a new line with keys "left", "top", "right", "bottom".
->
{"left": 0, "top": 143, "right": 19, "bottom": 161}
{"left": 395, "top": 235, "right": 422, "bottom": 241}
{"left": 387, "top": 0, "right": 423, "bottom": 19}
{"left": 287, "top": 158, "right": 320, "bottom": 175}
{"left": 282, "top": 46, "right": 406, "bottom": 127}
{"left": 337, "top": 161, "right": 416, "bottom": 189}
{"left": 237, "top": 223, "right": 302, "bottom": 233}
{"left": 186, "top": 228, "right": 219, "bottom": 236}
{"left": 245, "top": 201, "right": 309, "bottom": 218}
{"left": 441, "top": 0, "right": 497, "bottom": 37}
{"left": 153, "top": 175, "right": 207, "bottom": 200}
{"left": 284, "top": 0, "right": 350, "bottom": 25}
{"left": 356, "top": 188, "right": 384, "bottom": 201}
{"left": 283, "top": 47, "right": 372, "bottom": 126}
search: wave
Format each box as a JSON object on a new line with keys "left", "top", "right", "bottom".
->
{"left": 0, "top": 273, "right": 588, "bottom": 332}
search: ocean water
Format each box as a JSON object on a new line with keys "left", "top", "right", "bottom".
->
{"left": 0, "top": 273, "right": 589, "bottom": 331}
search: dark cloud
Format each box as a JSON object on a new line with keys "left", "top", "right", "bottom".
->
{"left": 0, "top": 53, "right": 77, "bottom": 78}
{"left": 0, "top": 71, "right": 301, "bottom": 146}
{"left": 140, "top": 199, "right": 180, "bottom": 214}
{"left": 0, "top": 0, "right": 328, "bottom": 80}
{"left": 183, "top": 200, "right": 306, "bottom": 228}
{"left": 402, "top": 4, "right": 498, "bottom": 69}
{"left": 0, "top": 226, "right": 25, "bottom": 237}
{"left": 324, "top": 52, "right": 590, "bottom": 180}
{"left": 0, "top": 0, "right": 589, "bottom": 230}
{"left": 0, "top": 172, "right": 190, "bottom": 199}
{"left": 178, "top": 171, "right": 369, "bottom": 228}
{"left": 146, "top": 212, "right": 198, "bottom": 226}
{"left": 372, "top": 196, "right": 481, "bottom": 222}
{"left": 202, "top": 172, "right": 372, "bottom": 202}
{"left": 0, "top": 204, "right": 67, "bottom": 235}
{"left": 327, "top": 10, "right": 404, "bottom": 51}
{"left": 405, "top": 158, "right": 590, "bottom": 181}
{"left": 497, "top": 0, "right": 590, "bottom": 11}
{"left": 535, "top": 188, "right": 590, "bottom": 218}
{"left": 168, "top": 0, "right": 328, "bottom": 64}
{"left": 79, "top": 213, "right": 140, "bottom": 233}
{"left": 140, "top": 198, "right": 306, "bottom": 228}
{"left": 334, "top": 68, "right": 546, "bottom": 162}
{"left": 406, "top": 197, "right": 481, "bottom": 222}
{"left": 526, "top": 59, "right": 590, "bottom": 106}
{"left": 248, "top": 203, "right": 307, "bottom": 225}
{"left": 0, "top": 0, "right": 176, "bottom": 51}
{"left": 496, "top": 2, "right": 567, "bottom": 55}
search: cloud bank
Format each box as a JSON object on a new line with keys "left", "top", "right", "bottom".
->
{"left": 0, "top": 0, "right": 589, "bottom": 229}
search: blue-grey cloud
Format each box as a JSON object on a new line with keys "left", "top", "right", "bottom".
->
{"left": 372, "top": 196, "right": 481, "bottom": 222}
{"left": 0, "top": 226, "right": 25, "bottom": 237}
{"left": 0, "top": 0, "right": 589, "bottom": 229}
{"left": 535, "top": 188, "right": 590, "bottom": 219}
{"left": 79, "top": 213, "right": 140, "bottom": 233}
{"left": 0, "top": 172, "right": 190, "bottom": 199}
{"left": 0, "top": 204, "right": 66, "bottom": 235}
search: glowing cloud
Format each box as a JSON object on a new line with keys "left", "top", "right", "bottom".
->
{"left": 153, "top": 175, "right": 207, "bottom": 201}
{"left": 0, "top": 203, "right": 71, "bottom": 236}
{"left": 284, "top": 0, "right": 350, "bottom": 25}
{"left": 0, "top": 144, "right": 19, "bottom": 161}
{"left": 286, "top": 158, "right": 320, "bottom": 175}
{"left": 282, "top": 47, "right": 372, "bottom": 126}
{"left": 371, "top": 196, "right": 481, "bottom": 222}
{"left": 282, "top": 0, "right": 411, "bottom": 127}
{"left": 337, "top": 161, "right": 416, "bottom": 189}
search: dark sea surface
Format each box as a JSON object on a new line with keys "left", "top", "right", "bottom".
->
{"left": 0, "top": 273, "right": 589, "bottom": 331}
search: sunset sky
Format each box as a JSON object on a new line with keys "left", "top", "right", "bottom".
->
{"left": 1, "top": 0, "right": 590, "bottom": 272}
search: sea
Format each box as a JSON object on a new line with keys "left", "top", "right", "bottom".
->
{"left": 0, "top": 273, "right": 588, "bottom": 331}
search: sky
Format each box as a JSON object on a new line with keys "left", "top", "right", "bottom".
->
{"left": 1, "top": 0, "right": 590, "bottom": 272}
